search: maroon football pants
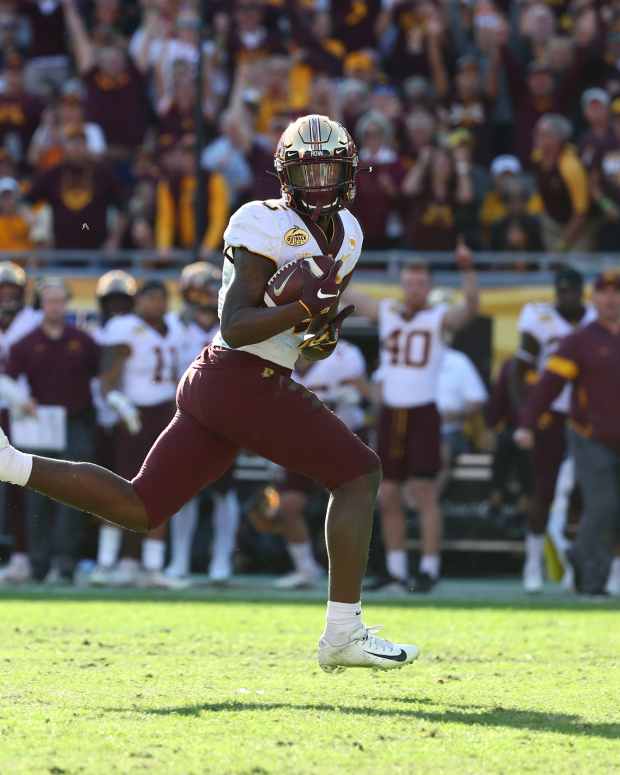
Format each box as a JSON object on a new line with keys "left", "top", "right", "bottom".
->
{"left": 132, "top": 347, "right": 379, "bottom": 529}
{"left": 529, "top": 410, "right": 567, "bottom": 534}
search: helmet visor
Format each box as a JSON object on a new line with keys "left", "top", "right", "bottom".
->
{"left": 288, "top": 161, "right": 346, "bottom": 190}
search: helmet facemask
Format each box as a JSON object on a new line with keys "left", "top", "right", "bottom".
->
{"left": 274, "top": 115, "right": 358, "bottom": 220}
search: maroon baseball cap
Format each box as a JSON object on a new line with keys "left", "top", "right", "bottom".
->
{"left": 594, "top": 270, "right": 620, "bottom": 290}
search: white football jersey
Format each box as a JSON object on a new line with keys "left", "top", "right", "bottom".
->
{"left": 166, "top": 311, "right": 219, "bottom": 373}
{"left": 378, "top": 300, "right": 448, "bottom": 408}
{"left": 437, "top": 349, "right": 488, "bottom": 432}
{"left": 0, "top": 306, "right": 43, "bottom": 408}
{"left": 212, "top": 197, "right": 363, "bottom": 369}
{"left": 102, "top": 313, "right": 183, "bottom": 407}
{"left": 518, "top": 302, "right": 597, "bottom": 413}
{"left": 293, "top": 339, "right": 366, "bottom": 431}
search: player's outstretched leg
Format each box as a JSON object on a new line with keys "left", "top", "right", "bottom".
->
{"left": 318, "top": 467, "right": 419, "bottom": 673}
{"left": 0, "top": 427, "right": 149, "bottom": 531}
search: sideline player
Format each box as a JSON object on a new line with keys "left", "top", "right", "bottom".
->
{"left": 88, "top": 270, "right": 138, "bottom": 585}
{"left": 0, "top": 262, "right": 42, "bottom": 583}
{"left": 0, "top": 115, "right": 418, "bottom": 671}
{"left": 164, "top": 262, "right": 240, "bottom": 584}
{"left": 270, "top": 339, "right": 368, "bottom": 590}
{"left": 96, "top": 279, "right": 186, "bottom": 588}
{"left": 345, "top": 245, "right": 479, "bottom": 592}
{"left": 513, "top": 268, "right": 595, "bottom": 592}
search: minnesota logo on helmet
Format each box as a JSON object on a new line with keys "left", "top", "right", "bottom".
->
{"left": 181, "top": 261, "right": 221, "bottom": 308}
{"left": 274, "top": 114, "right": 359, "bottom": 217}
{"left": 96, "top": 270, "right": 138, "bottom": 299}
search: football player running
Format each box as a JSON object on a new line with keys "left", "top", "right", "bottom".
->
{"left": 0, "top": 115, "right": 419, "bottom": 672}
{"left": 164, "top": 262, "right": 240, "bottom": 585}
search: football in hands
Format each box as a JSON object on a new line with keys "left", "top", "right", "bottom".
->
{"left": 264, "top": 255, "right": 334, "bottom": 309}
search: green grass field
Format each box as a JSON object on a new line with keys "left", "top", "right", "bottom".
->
{"left": 0, "top": 580, "right": 619, "bottom": 775}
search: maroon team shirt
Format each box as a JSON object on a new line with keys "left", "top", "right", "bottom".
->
{"left": 20, "top": 1, "right": 68, "bottom": 59}
{"left": 28, "top": 161, "right": 125, "bottom": 249}
{"left": 522, "top": 320, "right": 620, "bottom": 452}
{"left": 7, "top": 324, "right": 100, "bottom": 416}
{"left": 83, "top": 60, "right": 149, "bottom": 150}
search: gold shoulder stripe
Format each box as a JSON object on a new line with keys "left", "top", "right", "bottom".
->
{"left": 546, "top": 355, "right": 578, "bottom": 380}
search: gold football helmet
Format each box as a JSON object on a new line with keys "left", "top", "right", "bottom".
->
{"left": 274, "top": 114, "right": 358, "bottom": 216}
{"left": 0, "top": 261, "right": 27, "bottom": 317}
{"left": 95, "top": 270, "right": 137, "bottom": 300}
{"left": 180, "top": 261, "right": 221, "bottom": 309}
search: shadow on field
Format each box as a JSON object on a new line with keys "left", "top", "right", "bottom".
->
{"left": 0, "top": 585, "right": 618, "bottom": 612}
{"left": 115, "top": 700, "right": 620, "bottom": 740}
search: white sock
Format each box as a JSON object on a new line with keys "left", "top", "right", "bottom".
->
{"left": 0, "top": 445, "right": 32, "bottom": 486}
{"left": 386, "top": 549, "right": 408, "bottom": 581}
{"left": 9, "top": 553, "right": 30, "bottom": 570}
{"left": 526, "top": 533, "right": 545, "bottom": 564}
{"left": 97, "top": 526, "right": 121, "bottom": 568}
{"left": 609, "top": 557, "right": 620, "bottom": 579}
{"left": 142, "top": 538, "right": 165, "bottom": 572}
{"left": 168, "top": 499, "right": 198, "bottom": 577}
{"left": 323, "top": 600, "right": 363, "bottom": 644}
{"left": 419, "top": 553, "right": 440, "bottom": 579}
{"left": 208, "top": 490, "right": 240, "bottom": 576}
{"left": 288, "top": 541, "right": 318, "bottom": 576}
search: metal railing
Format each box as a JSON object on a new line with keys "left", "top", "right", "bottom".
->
{"left": 0, "top": 249, "right": 618, "bottom": 286}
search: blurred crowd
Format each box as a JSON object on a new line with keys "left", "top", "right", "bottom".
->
{"left": 2, "top": 0, "right": 620, "bottom": 258}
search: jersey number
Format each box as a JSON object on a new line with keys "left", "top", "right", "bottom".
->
{"left": 152, "top": 346, "right": 177, "bottom": 383}
{"left": 385, "top": 329, "right": 431, "bottom": 368}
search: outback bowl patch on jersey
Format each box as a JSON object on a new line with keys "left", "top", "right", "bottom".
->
{"left": 284, "top": 226, "right": 309, "bottom": 247}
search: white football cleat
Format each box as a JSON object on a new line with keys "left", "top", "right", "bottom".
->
{"left": 274, "top": 569, "right": 323, "bottom": 590}
{"left": 561, "top": 564, "right": 575, "bottom": 592}
{"left": 138, "top": 570, "right": 191, "bottom": 590}
{"left": 318, "top": 625, "right": 419, "bottom": 673}
{"left": 0, "top": 554, "right": 32, "bottom": 585}
{"left": 207, "top": 558, "right": 233, "bottom": 585}
{"left": 605, "top": 559, "right": 620, "bottom": 597}
{"left": 523, "top": 558, "right": 543, "bottom": 593}
{"left": 88, "top": 565, "right": 117, "bottom": 587}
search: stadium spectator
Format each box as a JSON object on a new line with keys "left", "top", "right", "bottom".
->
{"left": 61, "top": 0, "right": 153, "bottom": 160}
{"left": 27, "top": 125, "right": 126, "bottom": 250}
{"left": 402, "top": 109, "right": 436, "bottom": 165}
{"left": 517, "top": 271, "right": 620, "bottom": 596}
{"left": 0, "top": 51, "right": 43, "bottom": 166}
{"left": 588, "top": 97, "right": 620, "bottom": 250}
{"left": 155, "top": 134, "right": 230, "bottom": 257}
{"left": 201, "top": 110, "right": 253, "bottom": 208}
{"left": 349, "top": 111, "right": 404, "bottom": 249}
{"left": 579, "top": 88, "right": 612, "bottom": 170}
{"left": 480, "top": 155, "right": 542, "bottom": 242}
{"left": 532, "top": 114, "right": 591, "bottom": 252}
{"left": 28, "top": 89, "right": 107, "bottom": 171}
{"left": 401, "top": 145, "right": 475, "bottom": 251}
{"left": 6, "top": 277, "right": 99, "bottom": 583}
{"left": 21, "top": 0, "right": 70, "bottom": 96}
{"left": 489, "top": 177, "right": 545, "bottom": 254}
{"left": 0, "top": 176, "right": 50, "bottom": 252}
